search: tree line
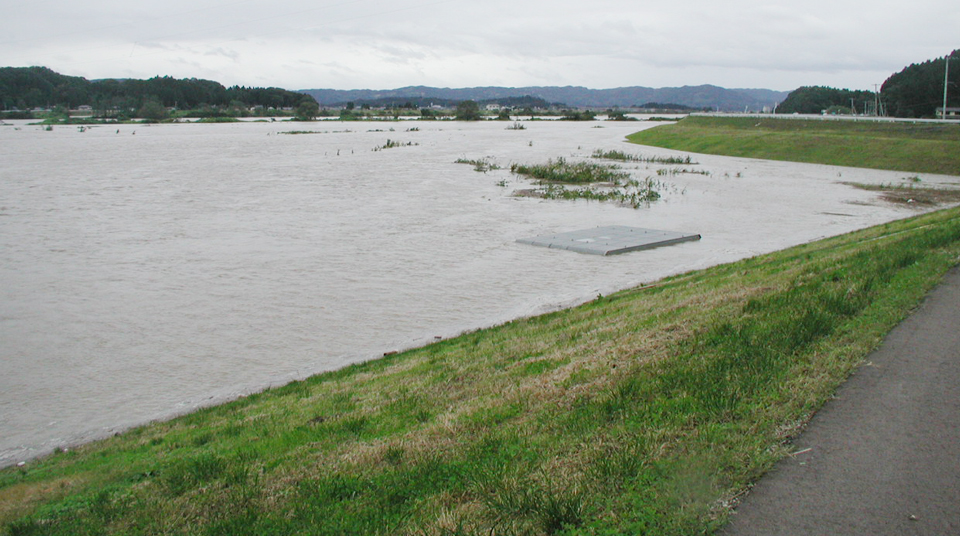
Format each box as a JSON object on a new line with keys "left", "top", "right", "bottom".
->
{"left": 0, "top": 66, "right": 316, "bottom": 114}
{"left": 777, "top": 50, "right": 959, "bottom": 118}
{"left": 776, "top": 86, "right": 878, "bottom": 115}
{"left": 882, "top": 50, "right": 960, "bottom": 117}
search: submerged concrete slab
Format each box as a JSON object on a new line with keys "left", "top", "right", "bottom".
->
{"left": 517, "top": 225, "right": 701, "bottom": 256}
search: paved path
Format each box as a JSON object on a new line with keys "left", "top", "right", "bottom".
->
{"left": 720, "top": 267, "right": 960, "bottom": 536}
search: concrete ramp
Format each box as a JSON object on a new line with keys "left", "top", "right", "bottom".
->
{"left": 517, "top": 225, "right": 700, "bottom": 256}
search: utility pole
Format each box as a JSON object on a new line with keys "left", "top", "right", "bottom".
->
{"left": 944, "top": 55, "right": 951, "bottom": 120}
{"left": 874, "top": 84, "right": 881, "bottom": 117}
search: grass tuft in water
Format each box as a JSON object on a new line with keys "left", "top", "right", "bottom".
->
{"left": 455, "top": 157, "right": 501, "bottom": 173}
{"left": 373, "top": 139, "right": 419, "bottom": 151}
{"left": 509, "top": 157, "right": 666, "bottom": 208}
{"left": 511, "top": 157, "right": 630, "bottom": 185}
{"left": 592, "top": 149, "right": 696, "bottom": 165}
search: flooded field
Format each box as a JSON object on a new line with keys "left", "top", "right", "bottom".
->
{"left": 0, "top": 118, "right": 949, "bottom": 465}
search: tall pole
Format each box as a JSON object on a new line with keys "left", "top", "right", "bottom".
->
{"left": 874, "top": 84, "right": 881, "bottom": 117}
{"left": 944, "top": 56, "right": 951, "bottom": 120}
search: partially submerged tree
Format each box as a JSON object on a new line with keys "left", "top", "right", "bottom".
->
{"left": 295, "top": 100, "right": 321, "bottom": 121}
{"left": 455, "top": 100, "right": 481, "bottom": 121}
{"left": 137, "top": 97, "right": 168, "bottom": 122}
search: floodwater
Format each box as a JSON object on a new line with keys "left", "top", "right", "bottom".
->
{"left": 0, "top": 118, "right": 951, "bottom": 466}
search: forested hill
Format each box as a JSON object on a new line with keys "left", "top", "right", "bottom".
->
{"left": 776, "top": 86, "right": 878, "bottom": 115}
{"left": 777, "top": 50, "right": 959, "bottom": 118}
{"left": 0, "top": 66, "right": 314, "bottom": 111}
{"left": 882, "top": 50, "right": 960, "bottom": 117}
{"left": 298, "top": 85, "right": 789, "bottom": 112}
{"left": 1, "top": 66, "right": 788, "bottom": 112}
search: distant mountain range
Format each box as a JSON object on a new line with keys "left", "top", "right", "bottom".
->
{"left": 298, "top": 85, "right": 790, "bottom": 112}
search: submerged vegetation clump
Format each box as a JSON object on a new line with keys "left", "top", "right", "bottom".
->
{"left": 372, "top": 139, "right": 419, "bottom": 151}
{"left": 510, "top": 157, "right": 631, "bottom": 185}
{"left": 592, "top": 149, "right": 697, "bottom": 165}
{"left": 656, "top": 167, "right": 712, "bottom": 176}
{"left": 195, "top": 117, "right": 240, "bottom": 123}
{"left": 278, "top": 129, "right": 354, "bottom": 135}
{"left": 535, "top": 178, "right": 663, "bottom": 208}
{"left": 455, "top": 157, "right": 501, "bottom": 173}
{"left": 510, "top": 157, "right": 667, "bottom": 208}
{"left": 561, "top": 110, "right": 596, "bottom": 121}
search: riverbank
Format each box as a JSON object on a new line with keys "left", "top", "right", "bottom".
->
{"left": 5, "top": 119, "right": 926, "bottom": 468}
{"left": 627, "top": 116, "right": 960, "bottom": 176}
{"left": 3, "top": 206, "right": 960, "bottom": 535}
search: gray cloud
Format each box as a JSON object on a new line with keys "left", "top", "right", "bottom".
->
{"left": 2, "top": 0, "right": 956, "bottom": 91}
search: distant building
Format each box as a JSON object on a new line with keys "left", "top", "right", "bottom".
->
{"left": 935, "top": 107, "right": 960, "bottom": 119}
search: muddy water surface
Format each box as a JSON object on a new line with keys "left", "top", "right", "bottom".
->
{"left": 0, "top": 119, "right": 945, "bottom": 465}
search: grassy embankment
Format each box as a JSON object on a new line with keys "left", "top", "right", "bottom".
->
{"left": 3, "top": 208, "right": 960, "bottom": 534}
{"left": 627, "top": 116, "right": 960, "bottom": 176}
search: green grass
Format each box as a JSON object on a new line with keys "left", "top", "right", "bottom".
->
{"left": 3, "top": 206, "right": 960, "bottom": 535}
{"left": 34, "top": 117, "right": 129, "bottom": 125}
{"left": 533, "top": 178, "right": 662, "bottom": 208}
{"left": 195, "top": 117, "right": 241, "bottom": 123}
{"left": 627, "top": 116, "right": 960, "bottom": 176}
{"left": 454, "top": 158, "right": 502, "bottom": 173}
{"left": 511, "top": 157, "right": 631, "bottom": 185}
{"left": 510, "top": 157, "right": 664, "bottom": 208}
{"left": 373, "top": 139, "right": 418, "bottom": 151}
{"left": 591, "top": 149, "right": 696, "bottom": 165}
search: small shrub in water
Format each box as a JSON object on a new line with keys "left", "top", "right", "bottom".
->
{"left": 510, "top": 157, "right": 630, "bottom": 185}
{"left": 592, "top": 149, "right": 696, "bottom": 165}
{"left": 455, "top": 157, "right": 501, "bottom": 173}
{"left": 373, "top": 139, "right": 418, "bottom": 151}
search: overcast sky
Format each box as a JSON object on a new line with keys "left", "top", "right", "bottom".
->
{"left": 2, "top": 0, "right": 957, "bottom": 92}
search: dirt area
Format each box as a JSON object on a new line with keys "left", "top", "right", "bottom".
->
{"left": 842, "top": 181, "right": 960, "bottom": 207}
{"left": 879, "top": 187, "right": 960, "bottom": 206}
